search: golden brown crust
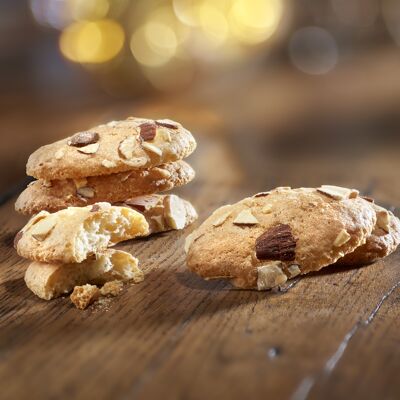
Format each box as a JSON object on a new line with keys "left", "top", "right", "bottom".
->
{"left": 26, "top": 117, "right": 197, "bottom": 180}
{"left": 16, "top": 161, "right": 195, "bottom": 215}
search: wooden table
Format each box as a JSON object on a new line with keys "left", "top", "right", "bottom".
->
{"left": 0, "top": 100, "right": 399, "bottom": 400}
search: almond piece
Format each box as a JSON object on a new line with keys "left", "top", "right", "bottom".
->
{"left": 153, "top": 167, "right": 172, "bottom": 179}
{"left": 30, "top": 217, "right": 56, "bottom": 241}
{"left": 233, "top": 209, "right": 259, "bottom": 225}
{"left": 77, "top": 187, "right": 95, "bottom": 198}
{"left": 55, "top": 149, "right": 65, "bottom": 160}
{"left": 155, "top": 119, "right": 178, "bottom": 129}
{"left": 118, "top": 136, "right": 137, "bottom": 159}
{"left": 68, "top": 131, "right": 99, "bottom": 147}
{"left": 255, "top": 224, "right": 296, "bottom": 261}
{"left": 164, "top": 195, "right": 186, "bottom": 229}
{"left": 142, "top": 142, "right": 162, "bottom": 156}
{"left": 253, "top": 191, "right": 271, "bottom": 198}
{"left": 125, "top": 195, "right": 160, "bottom": 212}
{"left": 150, "top": 215, "right": 165, "bottom": 230}
{"left": 317, "top": 185, "right": 359, "bottom": 200}
{"left": 78, "top": 143, "right": 99, "bottom": 154}
{"left": 257, "top": 262, "right": 287, "bottom": 290}
{"left": 101, "top": 160, "right": 116, "bottom": 168}
{"left": 333, "top": 229, "right": 351, "bottom": 247}
{"left": 139, "top": 122, "right": 156, "bottom": 141}
{"left": 288, "top": 264, "right": 301, "bottom": 278}
{"left": 212, "top": 211, "right": 231, "bottom": 227}
{"left": 376, "top": 208, "right": 390, "bottom": 233}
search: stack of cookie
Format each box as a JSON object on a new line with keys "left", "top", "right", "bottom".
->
{"left": 186, "top": 185, "right": 400, "bottom": 290}
{"left": 15, "top": 117, "right": 198, "bottom": 234}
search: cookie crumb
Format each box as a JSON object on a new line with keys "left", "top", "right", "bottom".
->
{"left": 70, "top": 284, "right": 100, "bottom": 310}
{"left": 333, "top": 229, "right": 351, "bottom": 247}
{"left": 100, "top": 280, "right": 123, "bottom": 297}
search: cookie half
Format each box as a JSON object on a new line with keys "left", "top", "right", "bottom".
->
{"left": 120, "top": 194, "right": 198, "bottom": 235}
{"left": 186, "top": 186, "right": 376, "bottom": 290}
{"left": 15, "top": 202, "right": 149, "bottom": 264}
{"left": 16, "top": 161, "right": 195, "bottom": 215}
{"left": 25, "top": 249, "right": 143, "bottom": 300}
{"left": 337, "top": 202, "right": 400, "bottom": 265}
{"left": 26, "top": 117, "right": 197, "bottom": 180}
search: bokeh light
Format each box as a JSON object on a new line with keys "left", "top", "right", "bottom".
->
{"left": 289, "top": 27, "right": 338, "bottom": 75}
{"left": 59, "top": 19, "right": 125, "bottom": 63}
{"left": 229, "top": 0, "right": 283, "bottom": 44}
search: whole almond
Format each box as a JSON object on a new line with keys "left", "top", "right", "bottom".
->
{"left": 68, "top": 131, "right": 99, "bottom": 147}
{"left": 139, "top": 123, "right": 156, "bottom": 141}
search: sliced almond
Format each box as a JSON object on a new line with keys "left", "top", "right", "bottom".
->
{"left": 376, "top": 208, "right": 390, "bottom": 233}
{"left": 55, "top": 149, "right": 65, "bottom": 160}
{"left": 333, "top": 229, "right": 351, "bottom": 247}
{"left": 77, "top": 187, "right": 95, "bottom": 199}
{"left": 164, "top": 195, "right": 186, "bottom": 229}
{"left": 317, "top": 185, "right": 359, "bottom": 200}
{"left": 153, "top": 167, "right": 172, "bottom": 179}
{"left": 159, "top": 129, "right": 172, "bottom": 142}
{"left": 233, "top": 209, "right": 258, "bottom": 225}
{"left": 74, "top": 178, "right": 88, "bottom": 189}
{"left": 78, "top": 143, "right": 99, "bottom": 154}
{"left": 142, "top": 142, "right": 162, "bottom": 156}
{"left": 101, "top": 159, "right": 116, "bottom": 168}
{"left": 118, "top": 136, "right": 137, "bottom": 160}
{"left": 287, "top": 264, "right": 301, "bottom": 278}
{"left": 257, "top": 262, "right": 287, "bottom": 290}
{"left": 30, "top": 217, "right": 56, "bottom": 241}
{"left": 155, "top": 119, "right": 178, "bottom": 129}
{"left": 212, "top": 211, "right": 231, "bottom": 227}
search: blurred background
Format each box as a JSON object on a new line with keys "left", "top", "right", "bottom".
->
{"left": 1, "top": 0, "right": 400, "bottom": 202}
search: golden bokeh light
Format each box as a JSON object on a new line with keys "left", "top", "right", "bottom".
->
{"left": 59, "top": 19, "right": 125, "bottom": 63}
{"left": 198, "top": 3, "right": 229, "bottom": 46}
{"left": 229, "top": 0, "right": 283, "bottom": 44}
{"left": 68, "top": 0, "right": 110, "bottom": 21}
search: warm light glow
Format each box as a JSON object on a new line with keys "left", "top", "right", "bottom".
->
{"left": 198, "top": 3, "right": 229, "bottom": 46}
{"left": 172, "top": 0, "right": 200, "bottom": 27}
{"left": 68, "top": 0, "right": 110, "bottom": 21}
{"left": 59, "top": 19, "right": 125, "bottom": 63}
{"left": 229, "top": 0, "right": 283, "bottom": 44}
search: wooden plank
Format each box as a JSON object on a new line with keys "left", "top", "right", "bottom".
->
{"left": 0, "top": 131, "right": 399, "bottom": 400}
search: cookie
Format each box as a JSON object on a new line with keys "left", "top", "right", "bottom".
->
{"left": 15, "top": 161, "right": 195, "bottom": 215}
{"left": 120, "top": 194, "right": 198, "bottom": 235}
{"left": 185, "top": 186, "right": 376, "bottom": 290}
{"left": 337, "top": 202, "right": 400, "bottom": 265}
{"left": 15, "top": 202, "right": 149, "bottom": 264}
{"left": 25, "top": 249, "right": 143, "bottom": 300}
{"left": 26, "top": 117, "right": 197, "bottom": 180}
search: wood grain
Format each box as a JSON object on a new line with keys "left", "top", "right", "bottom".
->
{"left": 0, "top": 118, "right": 399, "bottom": 400}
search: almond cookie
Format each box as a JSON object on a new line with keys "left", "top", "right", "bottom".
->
{"left": 16, "top": 161, "right": 195, "bottom": 215}
{"left": 25, "top": 249, "right": 143, "bottom": 300}
{"left": 337, "top": 202, "right": 400, "bottom": 266}
{"left": 120, "top": 194, "right": 198, "bottom": 235}
{"left": 185, "top": 186, "right": 376, "bottom": 290}
{"left": 26, "top": 117, "right": 197, "bottom": 180}
{"left": 15, "top": 203, "right": 149, "bottom": 264}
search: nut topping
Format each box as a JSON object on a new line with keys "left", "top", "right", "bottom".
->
{"left": 155, "top": 119, "right": 178, "bottom": 129}
{"left": 142, "top": 142, "right": 162, "bottom": 156}
{"left": 317, "top": 185, "right": 359, "bottom": 200}
{"left": 233, "top": 209, "right": 259, "bottom": 225}
{"left": 257, "top": 262, "right": 288, "bottom": 290}
{"left": 125, "top": 195, "right": 160, "bottom": 212}
{"left": 255, "top": 224, "right": 296, "bottom": 261}
{"left": 164, "top": 195, "right": 186, "bottom": 229}
{"left": 68, "top": 131, "right": 99, "bottom": 147}
{"left": 77, "top": 187, "right": 95, "bottom": 199}
{"left": 101, "top": 159, "right": 116, "bottom": 168}
{"left": 376, "top": 208, "right": 390, "bottom": 233}
{"left": 253, "top": 191, "right": 271, "bottom": 198}
{"left": 77, "top": 143, "right": 99, "bottom": 154}
{"left": 139, "top": 122, "right": 157, "bottom": 141}
{"left": 333, "top": 229, "right": 351, "bottom": 247}
{"left": 118, "top": 136, "right": 137, "bottom": 159}
{"left": 30, "top": 217, "right": 56, "bottom": 241}
{"left": 212, "top": 211, "right": 231, "bottom": 227}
